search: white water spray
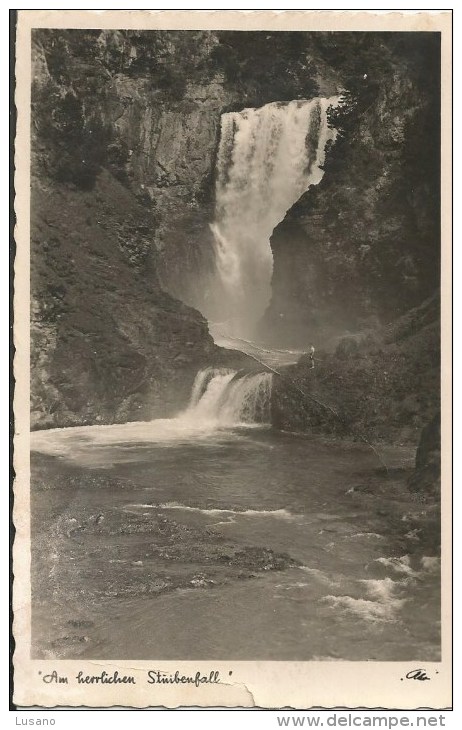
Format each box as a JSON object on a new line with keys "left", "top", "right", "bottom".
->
{"left": 31, "top": 367, "right": 273, "bottom": 461}
{"left": 186, "top": 367, "right": 273, "bottom": 426}
{"left": 208, "top": 97, "right": 338, "bottom": 338}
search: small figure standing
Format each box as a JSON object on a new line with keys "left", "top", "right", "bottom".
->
{"left": 309, "top": 345, "right": 315, "bottom": 369}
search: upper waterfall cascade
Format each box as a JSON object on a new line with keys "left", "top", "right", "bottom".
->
{"left": 208, "top": 97, "right": 338, "bottom": 338}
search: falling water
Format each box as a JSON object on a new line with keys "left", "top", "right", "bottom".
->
{"left": 208, "top": 97, "right": 338, "bottom": 338}
{"left": 186, "top": 367, "right": 273, "bottom": 426}
{"left": 31, "top": 367, "right": 273, "bottom": 461}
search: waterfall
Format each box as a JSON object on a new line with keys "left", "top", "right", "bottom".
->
{"left": 184, "top": 367, "right": 273, "bottom": 426}
{"left": 30, "top": 367, "right": 273, "bottom": 461}
{"left": 208, "top": 97, "right": 338, "bottom": 338}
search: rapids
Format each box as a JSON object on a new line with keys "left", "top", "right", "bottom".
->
{"left": 31, "top": 369, "right": 440, "bottom": 661}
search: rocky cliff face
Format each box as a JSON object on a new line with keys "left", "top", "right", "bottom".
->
{"left": 30, "top": 31, "right": 255, "bottom": 429}
{"left": 30, "top": 169, "right": 213, "bottom": 429}
{"left": 261, "top": 34, "right": 440, "bottom": 347}
{"left": 32, "top": 30, "right": 338, "bottom": 316}
{"left": 30, "top": 167, "right": 253, "bottom": 430}
{"left": 110, "top": 74, "right": 235, "bottom": 309}
{"left": 32, "top": 32, "right": 231, "bottom": 314}
{"left": 271, "top": 293, "right": 440, "bottom": 448}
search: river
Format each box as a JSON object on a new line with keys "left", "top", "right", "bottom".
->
{"left": 30, "top": 367, "right": 440, "bottom": 661}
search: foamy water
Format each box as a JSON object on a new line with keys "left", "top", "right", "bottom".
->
{"left": 322, "top": 594, "right": 404, "bottom": 623}
{"left": 375, "top": 555, "right": 420, "bottom": 578}
{"left": 123, "top": 502, "right": 299, "bottom": 522}
{"left": 31, "top": 406, "right": 440, "bottom": 660}
{"left": 31, "top": 367, "right": 273, "bottom": 463}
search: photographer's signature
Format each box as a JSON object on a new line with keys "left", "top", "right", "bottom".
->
{"left": 402, "top": 668, "right": 439, "bottom": 682}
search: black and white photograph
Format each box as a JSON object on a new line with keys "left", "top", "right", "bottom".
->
{"left": 13, "top": 9, "right": 452, "bottom": 709}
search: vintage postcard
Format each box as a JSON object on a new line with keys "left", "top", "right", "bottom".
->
{"left": 13, "top": 9, "right": 452, "bottom": 709}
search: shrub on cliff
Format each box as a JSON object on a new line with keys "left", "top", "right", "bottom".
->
{"left": 33, "top": 83, "right": 112, "bottom": 189}
{"left": 211, "top": 31, "right": 320, "bottom": 105}
{"left": 32, "top": 29, "right": 217, "bottom": 186}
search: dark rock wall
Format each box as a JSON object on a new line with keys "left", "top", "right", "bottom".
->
{"left": 261, "top": 33, "right": 441, "bottom": 347}
{"left": 30, "top": 170, "right": 218, "bottom": 429}
{"left": 271, "top": 293, "right": 440, "bottom": 447}
{"left": 408, "top": 411, "right": 441, "bottom": 495}
{"left": 31, "top": 32, "right": 228, "bottom": 313}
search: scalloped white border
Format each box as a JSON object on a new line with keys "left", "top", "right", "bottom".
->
{"left": 13, "top": 8, "right": 453, "bottom": 709}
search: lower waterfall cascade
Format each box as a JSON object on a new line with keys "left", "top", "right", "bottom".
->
{"left": 184, "top": 367, "right": 273, "bottom": 427}
{"left": 30, "top": 367, "right": 274, "bottom": 459}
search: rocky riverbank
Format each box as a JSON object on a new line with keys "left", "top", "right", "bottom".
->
{"left": 271, "top": 294, "right": 440, "bottom": 493}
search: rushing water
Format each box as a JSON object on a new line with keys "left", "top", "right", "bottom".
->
{"left": 31, "top": 368, "right": 440, "bottom": 661}
{"left": 207, "top": 98, "right": 338, "bottom": 337}
{"left": 211, "top": 332, "right": 306, "bottom": 368}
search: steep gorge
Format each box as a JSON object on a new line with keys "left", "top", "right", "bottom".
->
{"left": 30, "top": 29, "right": 441, "bottom": 465}
{"left": 30, "top": 29, "right": 340, "bottom": 428}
